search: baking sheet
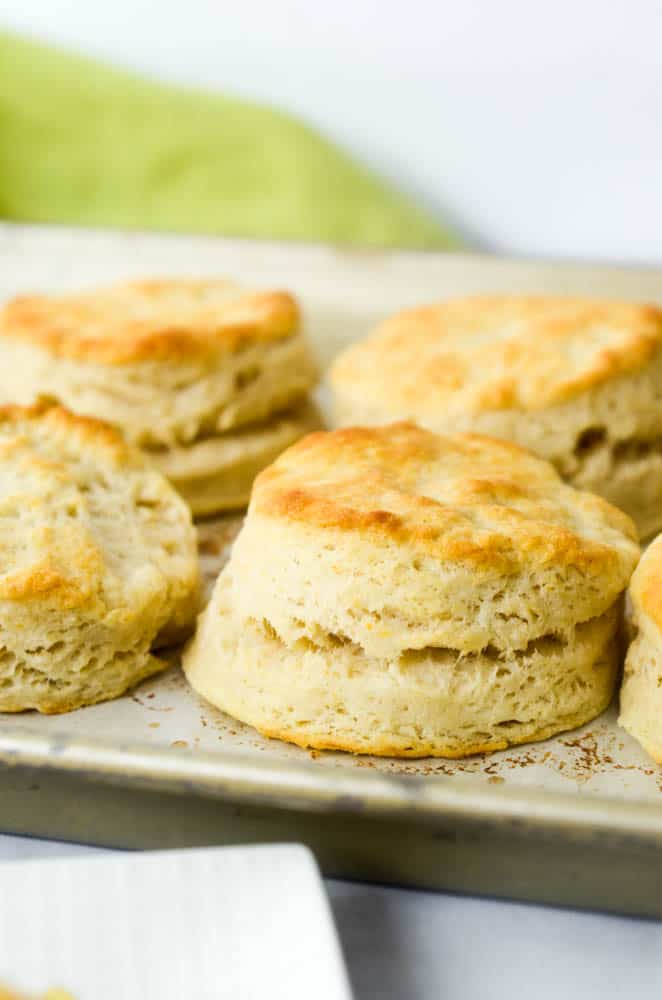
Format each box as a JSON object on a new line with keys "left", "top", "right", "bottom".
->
{"left": 9, "top": 511, "right": 662, "bottom": 805}
{"left": 2, "top": 223, "right": 662, "bottom": 914}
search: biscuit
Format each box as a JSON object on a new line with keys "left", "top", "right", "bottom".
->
{"left": 619, "top": 534, "right": 662, "bottom": 761}
{"left": 151, "top": 399, "right": 322, "bottom": 516}
{"left": 0, "top": 402, "right": 199, "bottom": 714}
{"left": 0, "top": 279, "right": 318, "bottom": 512}
{"left": 183, "top": 423, "right": 638, "bottom": 757}
{"left": 329, "top": 296, "right": 662, "bottom": 537}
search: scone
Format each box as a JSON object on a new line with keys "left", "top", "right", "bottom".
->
{"left": 619, "top": 535, "right": 662, "bottom": 761}
{"left": 183, "top": 422, "right": 638, "bottom": 757}
{"left": 0, "top": 279, "right": 319, "bottom": 514}
{"left": 150, "top": 399, "right": 321, "bottom": 517}
{"left": 0, "top": 402, "right": 199, "bottom": 714}
{"left": 329, "top": 296, "right": 662, "bottom": 538}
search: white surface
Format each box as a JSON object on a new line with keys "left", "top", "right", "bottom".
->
{"left": 2, "top": 0, "right": 662, "bottom": 262}
{"left": 0, "top": 842, "right": 351, "bottom": 1000}
{"left": 1, "top": 835, "right": 661, "bottom": 1000}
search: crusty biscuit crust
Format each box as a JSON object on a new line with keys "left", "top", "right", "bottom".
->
{"left": 0, "top": 279, "right": 299, "bottom": 364}
{"left": 330, "top": 295, "right": 662, "bottom": 414}
{"left": 252, "top": 422, "right": 637, "bottom": 577}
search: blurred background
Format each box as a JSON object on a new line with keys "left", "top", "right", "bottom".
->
{"left": 1, "top": 0, "right": 661, "bottom": 262}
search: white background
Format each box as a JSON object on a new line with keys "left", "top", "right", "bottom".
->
{"left": 1, "top": 4, "right": 662, "bottom": 997}
{"left": 2, "top": 0, "right": 662, "bottom": 262}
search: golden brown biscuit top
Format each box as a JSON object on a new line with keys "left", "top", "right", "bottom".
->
{"left": 330, "top": 295, "right": 662, "bottom": 414}
{"left": 252, "top": 422, "right": 638, "bottom": 577}
{"left": 0, "top": 402, "right": 196, "bottom": 611}
{"left": 629, "top": 534, "right": 662, "bottom": 631}
{"left": 0, "top": 279, "right": 300, "bottom": 364}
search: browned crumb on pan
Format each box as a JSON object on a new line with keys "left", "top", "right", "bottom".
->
{"left": 288, "top": 714, "right": 655, "bottom": 787}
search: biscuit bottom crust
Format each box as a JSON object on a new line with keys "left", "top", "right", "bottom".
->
{"left": 619, "top": 629, "right": 662, "bottom": 763}
{"left": 147, "top": 400, "right": 320, "bottom": 516}
{"left": 183, "top": 571, "right": 621, "bottom": 758}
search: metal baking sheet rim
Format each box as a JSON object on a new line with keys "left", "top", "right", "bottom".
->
{"left": 2, "top": 726, "right": 662, "bottom": 848}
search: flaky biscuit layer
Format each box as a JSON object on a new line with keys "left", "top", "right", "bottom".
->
{"left": 0, "top": 402, "right": 199, "bottom": 713}
{"left": 184, "top": 571, "right": 621, "bottom": 758}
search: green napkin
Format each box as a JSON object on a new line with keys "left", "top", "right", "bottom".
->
{"left": 0, "top": 32, "right": 459, "bottom": 249}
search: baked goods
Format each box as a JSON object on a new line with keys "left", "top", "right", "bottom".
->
{"left": 329, "top": 295, "right": 662, "bottom": 537}
{"left": 619, "top": 534, "right": 662, "bottom": 761}
{"left": 0, "top": 279, "right": 318, "bottom": 514}
{"left": 0, "top": 403, "right": 199, "bottom": 714}
{"left": 183, "top": 422, "right": 638, "bottom": 757}
{"left": 149, "top": 399, "right": 320, "bottom": 516}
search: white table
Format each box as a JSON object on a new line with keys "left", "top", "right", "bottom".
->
{"left": 1, "top": 834, "right": 660, "bottom": 999}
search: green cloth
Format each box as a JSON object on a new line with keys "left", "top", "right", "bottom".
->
{"left": 0, "top": 32, "right": 459, "bottom": 249}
